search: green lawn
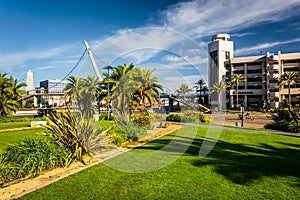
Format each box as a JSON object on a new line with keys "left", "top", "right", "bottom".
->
{"left": 0, "top": 121, "right": 31, "bottom": 130}
{"left": 21, "top": 126, "right": 300, "bottom": 199}
{"left": 0, "top": 128, "right": 45, "bottom": 152}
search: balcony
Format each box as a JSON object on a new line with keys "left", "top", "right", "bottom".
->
{"left": 269, "top": 91, "right": 279, "bottom": 97}
{"left": 269, "top": 55, "right": 278, "bottom": 61}
{"left": 269, "top": 73, "right": 279, "bottom": 79}
{"left": 269, "top": 64, "right": 279, "bottom": 70}
{"left": 232, "top": 66, "right": 244, "bottom": 71}
{"left": 247, "top": 73, "right": 262, "bottom": 78}
{"left": 269, "top": 82, "right": 278, "bottom": 89}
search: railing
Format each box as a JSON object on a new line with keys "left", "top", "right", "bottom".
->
{"left": 269, "top": 64, "right": 279, "bottom": 70}
{"left": 269, "top": 92, "right": 279, "bottom": 97}
{"left": 269, "top": 73, "right": 279, "bottom": 79}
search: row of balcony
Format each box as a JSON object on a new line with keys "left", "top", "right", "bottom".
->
{"left": 269, "top": 91, "right": 279, "bottom": 97}
{"left": 269, "top": 73, "right": 279, "bottom": 79}
{"left": 269, "top": 64, "right": 279, "bottom": 70}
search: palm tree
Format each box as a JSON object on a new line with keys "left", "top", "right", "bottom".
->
{"left": 278, "top": 71, "right": 299, "bottom": 109}
{"left": 0, "top": 74, "right": 26, "bottom": 116}
{"left": 64, "top": 75, "right": 101, "bottom": 113}
{"left": 7, "top": 76, "right": 27, "bottom": 100}
{"left": 229, "top": 74, "right": 245, "bottom": 107}
{"left": 176, "top": 83, "right": 193, "bottom": 101}
{"left": 103, "top": 63, "right": 135, "bottom": 94}
{"left": 195, "top": 79, "right": 206, "bottom": 104}
{"left": 211, "top": 81, "right": 227, "bottom": 111}
{"left": 63, "top": 75, "right": 79, "bottom": 104}
{"left": 134, "top": 68, "right": 164, "bottom": 108}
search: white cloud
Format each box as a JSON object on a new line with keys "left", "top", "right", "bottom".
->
{"left": 160, "top": 0, "right": 300, "bottom": 38}
{"left": 35, "top": 65, "right": 60, "bottom": 71}
{"left": 0, "top": 42, "right": 82, "bottom": 71}
{"left": 231, "top": 32, "right": 255, "bottom": 37}
{"left": 235, "top": 37, "right": 300, "bottom": 55}
{"left": 89, "top": 27, "right": 207, "bottom": 72}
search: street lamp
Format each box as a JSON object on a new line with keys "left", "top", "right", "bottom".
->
{"left": 241, "top": 103, "right": 245, "bottom": 127}
{"left": 103, "top": 65, "right": 113, "bottom": 119}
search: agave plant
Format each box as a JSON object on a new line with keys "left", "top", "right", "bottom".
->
{"left": 45, "top": 108, "right": 90, "bottom": 167}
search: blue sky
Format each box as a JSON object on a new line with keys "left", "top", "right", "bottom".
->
{"left": 1, "top": 0, "right": 300, "bottom": 92}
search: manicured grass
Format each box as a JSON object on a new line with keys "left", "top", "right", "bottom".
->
{"left": 21, "top": 126, "right": 300, "bottom": 199}
{"left": 0, "top": 128, "right": 45, "bottom": 152}
{"left": 0, "top": 121, "right": 31, "bottom": 130}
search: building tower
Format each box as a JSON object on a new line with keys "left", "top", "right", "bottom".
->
{"left": 26, "top": 69, "right": 34, "bottom": 92}
{"left": 208, "top": 34, "right": 233, "bottom": 109}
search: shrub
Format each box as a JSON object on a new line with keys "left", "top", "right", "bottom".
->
{"left": 102, "top": 121, "right": 145, "bottom": 147}
{"left": 0, "top": 138, "right": 69, "bottom": 186}
{"left": 132, "top": 112, "right": 151, "bottom": 127}
{"left": 45, "top": 108, "right": 90, "bottom": 166}
{"left": 265, "top": 120, "right": 300, "bottom": 133}
{"left": 99, "top": 113, "right": 114, "bottom": 121}
{"left": 166, "top": 114, "right": 181, "bottom": 122}
{"left": 166, "top": 112, "right": 209, "bottom": 123}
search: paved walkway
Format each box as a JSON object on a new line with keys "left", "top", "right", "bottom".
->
{"left": 177, "top": 122, "right": 300, "bottom": 138}
{"left": 0, "top": 127, "right": 32, "bottom": 133}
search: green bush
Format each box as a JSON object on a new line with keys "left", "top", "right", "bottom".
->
{"left": 288, "top": 121, "right": 300, "bottom": 133}
{"left": 0, "top": 138, "right": 69, "bottom": 186}
{"left": 265, "top": 120, "right": 300, "bottom": 133}
{"left": 166, "top": 112, "right": 209, "bottom": 123}
{"left": 132, "top": 112, "right": 151, "bottom": 127}
{"left": 103, "top": 121, "right": 146, "bottom": 147}
{"left": 99, "top": 113, "right": 114, "bottom": 121}
{"left": 166, "top": 114, "right": 181, "bottom": 122}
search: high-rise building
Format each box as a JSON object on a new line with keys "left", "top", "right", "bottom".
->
{"left": 208, "top": 34, "right": 234, "bottom": 109}
{"left": 208, "top": 34, "right": 300, "bottom": 108}
{"left": 26, "top": 69, "right": 34, "bottom": 92}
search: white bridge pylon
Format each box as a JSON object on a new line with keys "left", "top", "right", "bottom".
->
{"left": 83, "top": 40, "right": 101, "bottom": 81}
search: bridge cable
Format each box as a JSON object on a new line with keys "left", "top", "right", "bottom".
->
{"left": 46, "top": 49, "right": 87, "bottom": 91}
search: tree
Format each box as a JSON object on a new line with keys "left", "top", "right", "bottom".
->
{"left": 64, "top": 75, "right": 101, "bottom": 113}
{"left": 211, "top": 81, "right": 227, "bottom": 111}
{"left": 195, "top": 79, "right": 206, "bottom": 104}
{"left": 278, "top": 71, "right": 299, "bottom": 110}
{"left": 63, "top": 76, "right": 103, "bottom": 150}
{"left": 103, "top": 63, "right": 135, "bottom": 94}
{"left": 0, "top": 74, "right": 26, "bottom": 116}
{"left": 134, "top": 68, "right": 164, "bottom": 108}
{"left": 229, "top": 74, "right": 245, "bottom": 107}
{"left": 176, "top": 83, "right": 193, "bottom": 101}
{"left": 63, "top": 75, "right": 79, "bottom": 104}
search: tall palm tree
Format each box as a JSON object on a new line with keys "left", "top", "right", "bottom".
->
{"left": 63, "top": 75, "right": 79, "bottom": 104}
{"left": 103, "top": 63, "right": 135, "bottom": 94}
{"left": 195, "top": 79, "right": 206, "bottom": 104}
{"left": 134, "top": 68, "right": 164, "bottom": 107}
{"left": 0, "top": 73, "right": 9, "bottom": 97}
{"left": 278, "top": 71, "right": 299, "bottom": 109}
{"left": 0, "top": 74, "right": 26, "bottom": 116}
{"left": 229, "top": 74, "right": 245, "bottom": 107}
{"left": 7, "top": 76, "right": 27, "bottom": 100}
{"left": 64, "top": 75, "right": 101, "bottom": 113}
{"left": 211, "top": 81, "right": 227, "bottom": 111}
{"left": 176, "top": 83, "right": 193, "bottom": 101}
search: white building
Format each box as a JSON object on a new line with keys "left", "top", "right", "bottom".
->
{"left": 208, "top": 34, "right": 300, "bottom": 108}
{"left": 26, "top": 69, "right": 34, "bottom": 92}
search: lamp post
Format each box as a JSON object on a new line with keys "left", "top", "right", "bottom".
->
{"left": 241, "top": 103, "right": 244, "bottom": 127}
{"left": 103, "top": 65, "right": 113, "bottom": 119}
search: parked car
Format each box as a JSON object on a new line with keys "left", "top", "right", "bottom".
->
{"left": 37, "top": 108, "right": 56, "bottom": 117}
